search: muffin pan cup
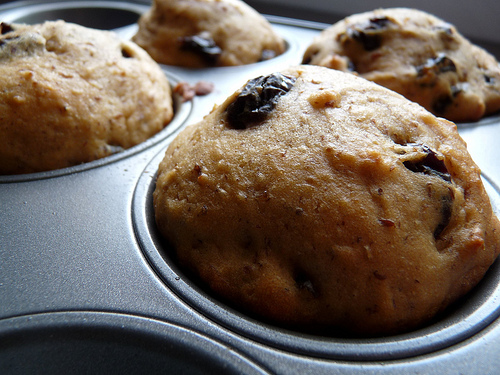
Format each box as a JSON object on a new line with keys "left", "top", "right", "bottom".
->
{"left": 0, "top": 311, "right": 270, "bottom": 375}
{"left": 2, "top": 1, "right": 500, "bottom": 374}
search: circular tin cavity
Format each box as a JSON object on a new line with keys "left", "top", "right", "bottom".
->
{"left": 0, "top": 311, "right": 269, "bottom": 375}
{"left": 0, "top": 1, "right": 148, "bottom": 30}
{"left": 132, "top": 150, "right": 500, "bottom": 361}
{"left": 0, "top": 71, "right": 192, "bottom": 183}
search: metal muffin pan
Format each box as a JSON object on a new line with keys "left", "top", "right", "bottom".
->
{"left": 2, "top": 1, "right": 500, "bottom": 373}
{"left": 0, "top": 311, "right": 270, "bottom": 375}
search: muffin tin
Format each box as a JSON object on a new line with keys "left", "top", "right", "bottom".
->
{"left": 2, "top": 1, "right": 500, "bottom": 373}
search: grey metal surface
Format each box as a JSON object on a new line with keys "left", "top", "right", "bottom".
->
{"left": 0, "top": 312, "right": 270, "bottom": 375}
{"left": 1, "top": 1, "right": 500, "bottom": 374}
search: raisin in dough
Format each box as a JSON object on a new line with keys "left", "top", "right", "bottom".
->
{"left": 303, "top": 8, "right": 500, "bottom": 123}
{"left": 132, "top": 0, "right": 286, "bottom": 67}
{"left": 154, "top": 65, "right": 500, "bottom": 335}
{"left": 0, "top": 21, "right": 173, "bottom": 175}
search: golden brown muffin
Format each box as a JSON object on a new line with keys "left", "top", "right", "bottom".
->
{"left": 302, "top": 8, "right": 500, "bottom": 123}
{"left": 132, "top": 0, "right": 286, "bottom": 67}
{"left": 154, "top": 65, "right": 500, "bottom": 335}
{"left": 0, "top": 21, "right": 173, "bottom": 175}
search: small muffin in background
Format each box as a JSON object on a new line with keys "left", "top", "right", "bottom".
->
{"left": 154, "top": 65, "right": 500, "bottom": 336}
{"left": 302, "top": 8, "right": 500, "bottom": 123}
{"left": 132, "top": 0, "right": 286, "bottom": 67}
{"left": 0, "top": 21, "right": 173, "bottom": 175}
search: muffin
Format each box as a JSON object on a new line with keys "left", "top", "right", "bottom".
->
{"left": 0, "top": 21, "right": 173, "bottom": 175}
{"left": 153, "top": 65, "right": 500, "bottom": 335}
{"left": 302, "top": 8, "right": 500, "bottom": 123}
{"left": 132, "top": 0, "right": 286, "bottom": 67}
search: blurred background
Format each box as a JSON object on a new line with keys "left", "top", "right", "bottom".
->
{"left": 245, "top": 0, "right": 500, "bottom": 45}
{"left": 0, "top": 0, "right": 499, "bottom": 48}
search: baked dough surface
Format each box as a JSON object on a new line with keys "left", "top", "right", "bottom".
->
{"left": 154, "top": 65, "right": 500, "bottom": 335}
{"left": 132, "top": 0, "right": 286, "bottom": 67}
{"left": 303, "top": 8, "right": 500, "bottom": 122}
{"left": 0, "top": 21, "right": 173, "bottom": 174}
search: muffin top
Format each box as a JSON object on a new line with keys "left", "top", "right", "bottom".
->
{"left": 132, "top": 0, "right": 286, "bottom": 67}
{"left": 0, "top": 20, "right": 173, "bottom": 174}
{"left": 303, "top": 8, "right": 500, "bottom": 122}
{"left": 154, "top": 65, "right": 500, "bottom": 335}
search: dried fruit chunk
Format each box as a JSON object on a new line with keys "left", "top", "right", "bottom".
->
{"left": 433, "top": 23, "right": 455, "bottom": 37}
{"left": 226, "top": 73, "right": 296, "bottom": 129}
{"left": 0, "top": 32, "right": 45, "bottom": 59}
{"left": 179, "top": 32, "right": 222, "bottom": 66}
{"left": 344, "top": 16, "right": 392, "bottom": 51}
{"left": 401, "top": 143, "right": 453, "bottom": 239}
{"left": 402, "top": 143, "right": 451, "bottom": 182}
{"left": 417, "top": 53, "right": 457, "bottom": 79}
{"left": 432, "top": 85, "right": 463, "bottom": 115}
{"left": 484, "top": 74, "right": 495, "bottom": 84}
{"left": 0, "top": 22, "right": 14, "bottom": 35}
{"left": 434, "top": 194, "right": 453, "bottom": 239}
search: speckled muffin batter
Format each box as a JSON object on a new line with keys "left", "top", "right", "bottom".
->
{"left": 302, "top": 8, "right": 500, "bottom": 123}
{"left": 0, "top": 21, "right": 173, "bottom": 175}
{"left": 154, "top": 65, "right": 500, "bottom": 335}
{"left": 132, "top": 0, "right": 286, "bottom": 67}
